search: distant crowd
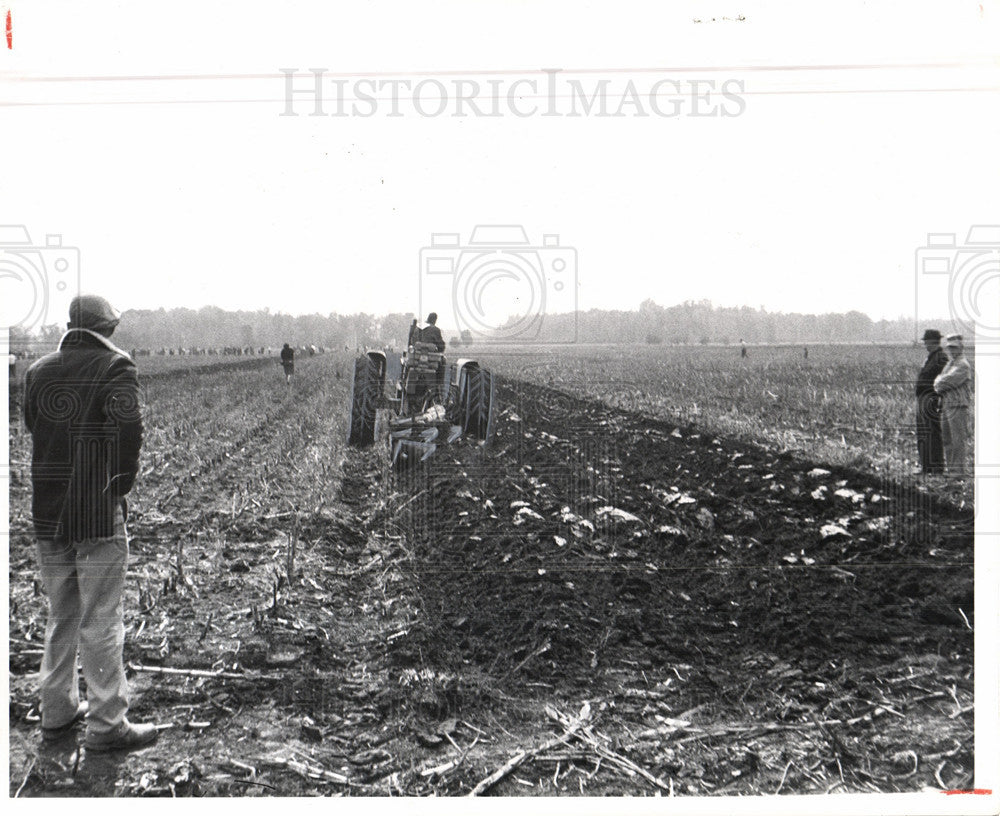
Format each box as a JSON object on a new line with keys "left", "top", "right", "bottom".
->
{"left": 10, "top": 344, "right": 326, "bottom": 366}
{"left": 128, "top": 344, "right": 325, "bottom": 358}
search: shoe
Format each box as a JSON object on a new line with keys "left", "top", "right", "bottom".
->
{"left": 41, "top": 701, "right": 89, "bottom": 742}
{"left": 85, "top": 718, "right": 159, "bottom": 753}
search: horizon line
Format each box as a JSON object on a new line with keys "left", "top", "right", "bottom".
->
{"left": 107, "top": 302, "right": 935, "bottom": 322}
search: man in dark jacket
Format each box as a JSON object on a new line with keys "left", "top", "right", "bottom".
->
{"left": 280, "top": 342, "right": 295, "bottom": 384}
{"left": 420, "top": 312, "right": 446, "bottom": 352}
{"left": 915, "top": 328, "right": 947, "bottom": 474}
{"left": 24, "top": 295, "right": 156, "bottom": 752}
{"left": 419, "top": 313, "right": 446, "bottom": 398}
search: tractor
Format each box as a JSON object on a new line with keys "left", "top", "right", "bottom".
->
{"left": 346, "top": 338, "right": 496, "bottom": 467}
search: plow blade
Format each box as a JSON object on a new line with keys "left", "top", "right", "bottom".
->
{"left": 391, "top": 438, "right": 437, "bottom": 467}
{"left": 388, "top": 422, "right": 464, "bottom": 468}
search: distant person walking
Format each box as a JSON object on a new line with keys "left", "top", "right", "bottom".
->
{"left": 934, "top": 334, "right": 972, "bottom": 476}
{"left": 740, "top": 339, "right": 747, "bottom": 359}
{"left": 280, "top": 342, "right": 295, "bottom": 385}
{"left": 915, "top": 329, "right": 947, "bottom": 475}
{"left": 803, "top": 347, "right": 808, "bottom": 360}
{"left": 24, "top": 295, "right": 157, "bottom": 752}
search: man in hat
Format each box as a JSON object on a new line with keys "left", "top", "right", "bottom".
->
{"left": 915, "top": 329, "right": 947, "bottom": 474}
{"left": 420, "top": 312, "right": 446, "bottom": 353}
{"left": 419, "top": 312, "right": 447, "bottom": 399}
{"left": 24, "top": 295, "right": 157, "bottom": 752}
{"left": 934, "top": 334, "right": 973, "bottom": 476}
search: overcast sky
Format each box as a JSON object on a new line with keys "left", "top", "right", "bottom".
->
{"left": 2, "top": 0, "right": 998, "bottom": 335}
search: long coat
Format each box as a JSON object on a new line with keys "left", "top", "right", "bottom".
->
{"left": 916, "top": 348, "right": 948, "bottom": 398}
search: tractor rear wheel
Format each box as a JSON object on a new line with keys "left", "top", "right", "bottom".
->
{"left": 347, "top": 356, "right": 380, "bottom": 446}
{"left": 462, "top": 367, "right": 495, "bottom": 441}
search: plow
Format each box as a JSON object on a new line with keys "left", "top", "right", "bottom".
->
{"left": 347, "top": 340, "right": 496, "bottom": 467}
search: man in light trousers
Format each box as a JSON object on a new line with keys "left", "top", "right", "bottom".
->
{"left": 934, "top": 333, "right": 973, "bottom": 477}
{"left": 24, "top": 295, "right": 157, "bottom": 752}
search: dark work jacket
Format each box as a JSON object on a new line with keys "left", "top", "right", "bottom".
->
{"left": 420, "top": 324, "right": 445, "bottom": 352}
{"left": 280, "top": 346, "right": 294, "bottom": 364}
{"left": 916, "top": 348, "right": 948, "bottom": 398}
{"left": 24, "top": 330, "right": 143, "bottom": 543}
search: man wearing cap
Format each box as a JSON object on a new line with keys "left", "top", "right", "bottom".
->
{"left": 915, "top": 329, "right": 947, "bottom": 474}
{"left": 24, "top": 295, "right": 157, "bottom": 752}
{"left": 419, "top": 313, "right": 447, "bottom": 399}
{"left": 420, "top": 312, "right": 446, "bottom": 353}
{"left": 934, "top": 334, "right": 973, "bottom": 476}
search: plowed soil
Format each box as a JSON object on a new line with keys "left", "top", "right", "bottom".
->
{"left": 8, "top": 356, "right": 975, "bottom": 796}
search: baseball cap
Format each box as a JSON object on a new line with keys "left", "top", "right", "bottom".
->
{"left": 944, "top": 333, "right": 964, "bottom": 348}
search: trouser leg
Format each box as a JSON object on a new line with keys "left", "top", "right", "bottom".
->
{"left": 76, "top": 531, "right": 130, "bottom": 735}
{"left": 941, "top": 409, "right": 953, "bottom": 469}
{"left": 916, "top": 403, "right": 930, "bottom": 470}
{"left": 942, "top": 406, "right": 970, "bottom": 475}
{"left": 35, "top": 539, "right": 83, "bottom": 729}
{"left": 917, "top": 394, "right": 944, "bottom": 472}
{"left": 950, "top": 407, "right": 970, "bottom": 475}
{"left": 928, "top": 416, "right": 944, "bottom": 472}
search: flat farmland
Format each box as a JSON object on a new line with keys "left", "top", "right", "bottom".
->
{"left": 9, "top": 351, "right": 289, "bottom": 383}
{"left": 476, "top": 343, "right": 975, "bottom": 483}
{"left": 7, "top": 344, "right": 975, "bottom": 797}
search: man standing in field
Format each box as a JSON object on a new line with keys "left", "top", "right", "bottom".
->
{"left": 280, "top": 342, "right": 295, "bottom": 385}
{"left": 934, "top": 334, "right": 973, "bottom": 477}
{"left": 915, "top": 329, "right": 947, "bottom": 475}
{"left": 24, "top": 295, "right": 157, "bottom": 752}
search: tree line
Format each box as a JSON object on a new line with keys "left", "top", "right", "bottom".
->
{"left": 9, "top": 307, "right": 418, "bottom": 355}
{"left": 9, "top": 300, "right": 933, "bottom": 354}
{"left": 517, "top": 300, "right": 932, "bottom": 345}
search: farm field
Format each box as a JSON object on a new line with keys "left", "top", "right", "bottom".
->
{"left": 8, "top": 351, "right": 303, "bottom": 382}
{"left": 476, "top": 343, "right": 976, "bottom": 486}
{"left": 7, "top": 345, "right": 975, "bottom": 797}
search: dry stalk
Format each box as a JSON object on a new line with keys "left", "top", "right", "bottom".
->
{"left": 468, "top": 703, "right": 592, "bottom": 796}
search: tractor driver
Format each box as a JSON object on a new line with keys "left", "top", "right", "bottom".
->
{"left": 420, "top": 313, "right": 446, "bottom": 400}
{"left": 420, "top": 313, "right": 446, "bottom": 352}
